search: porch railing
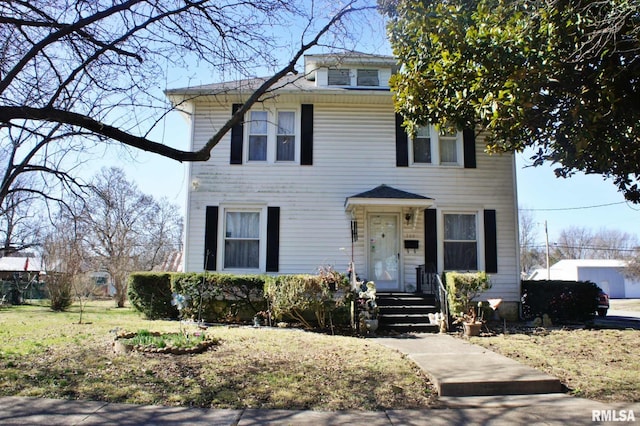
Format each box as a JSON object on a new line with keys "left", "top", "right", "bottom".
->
{"left": 416, "top": 264, "right": 450, "bottom": 330}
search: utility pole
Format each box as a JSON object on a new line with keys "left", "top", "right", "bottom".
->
{"left": 545, "top": 220, "right": 550, "bottom": 280}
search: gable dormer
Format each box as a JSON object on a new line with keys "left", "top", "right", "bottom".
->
{"left": 304, "top": 53, "right": 396, "bottom": 88}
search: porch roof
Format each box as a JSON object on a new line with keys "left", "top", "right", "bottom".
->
{"left": 344, "top": 184, "right": 434, "bottom": 211}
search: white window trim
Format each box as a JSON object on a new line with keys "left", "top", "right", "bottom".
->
{"left": 438, "top": 209, "right": 485, "bottom": 272}
{"left": 218, "top": 204, "right": 267, "bottom": 272}
{"left": 243, "top": 106, "right": 300, "bottom": 165}
{"left": 409, "top": 125, "right": 464, "bottom": 167}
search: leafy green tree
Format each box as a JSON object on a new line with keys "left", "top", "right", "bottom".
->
{"left": 382, "top": 0, "right": 640, "bottom": 201}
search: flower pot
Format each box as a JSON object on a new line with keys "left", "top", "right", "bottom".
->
{"left": 463, "top": 322, "right": 482, "bottom": 337}
{"left": 364, "top": 319, "right": 379, "bottom": 333}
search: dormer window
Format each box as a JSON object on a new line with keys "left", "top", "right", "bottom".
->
{"left": 357, "top": 69, "right": 379, "bottom": 86}
{"left": 328, "top": 68, "right": 350, "bottom": 85}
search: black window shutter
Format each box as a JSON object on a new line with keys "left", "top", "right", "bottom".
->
{"left": 395, "top": 113, "right": 409, "bottom": 167}
{"left": 463, "top": 128, "right": 476, "bottom": 168}
{"left": 424, "top": 209, "right": 438, "bottom": 271}
{"left": 484, "top": 209, "right": 498, "bottom": 273}
{"left": 301, "top": 104, "right": 313, "bottom": 166}
{"left": 266, "top": 207, "right": 280, "bottom": 272}
{"left": 230, "top": 103, "right": 244, "bottom": 165}
{"left": 204, "top": 206, "right": 218, "bottom": 271}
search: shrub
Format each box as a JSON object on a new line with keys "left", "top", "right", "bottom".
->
{"left": 264, "top": 271, "right": 349, "bottom": 329}
{"left": 171, "top": 273, "right": 266, "bottom": 322}
{"left": 128, "top": 272, "right": 178, "bottom": 319}
{"left": 445, "top": 271, "right": 491, "bottom": 317}
{"left": 521, "top": 280, "right": 599, "bottom": 322}
{"left": 46, "top": 272, "right": 73, "bottom": 311}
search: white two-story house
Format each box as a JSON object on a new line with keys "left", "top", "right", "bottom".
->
{"left": 167, "top": 53, "right": 521, "bottom": 312}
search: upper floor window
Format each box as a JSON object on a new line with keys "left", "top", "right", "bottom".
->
{"left": 443, "top": 213, "right": 477, "bottom": 270}
{"left": 328, "top": 68, "right": 350, "bottom": 85}
{"left": 411, "top": 124, "right": 463, "bottom": 166}
{"left": 276, "top": 111, "right": 295, "bottom": 161}
{"left": 245, "top": 108, "right": 298, "bottom": 163}
{"left": 248, "top": 111, "right": 268, "bottom": 161}
{"left": 357, "top": 69, "right": 379, "bottom": 86}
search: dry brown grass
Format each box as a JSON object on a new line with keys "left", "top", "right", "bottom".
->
{"left": 471, "top": 327, "right": 640, "bottom": 402}
{"left": 0, "top": 301, "right": 437, "bottom": 410}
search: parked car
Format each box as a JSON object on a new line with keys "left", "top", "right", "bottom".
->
{"left": 597, "top": 290, "right": 609, "bottom": 317}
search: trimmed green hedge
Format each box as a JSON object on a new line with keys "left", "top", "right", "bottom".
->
{"left": 264, "top": 274, "right": 349, "bottom": 329}
{"left": 172, "top": 273, "right": 266, "bottom": 322}
{"left": 521, "top": 280, "right": 600, "bottom": 322}
{"left": 127, "top": 272, "right": 178, "bottom": 320}
{"left": 128, "top": 270, "right": 351, "bottom": 328}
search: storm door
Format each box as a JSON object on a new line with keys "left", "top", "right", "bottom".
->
{"left": 368, "top": 214, "right": 400, "bottom": 290}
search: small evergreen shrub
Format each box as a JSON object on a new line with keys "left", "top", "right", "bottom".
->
{"left": 521, "top": 280, "right": 599, "bottom": 322}
{"left": 445, "top": 271, "right": 491, "bottom": 317}
{"left": 128, "top": 272, "right": 178, "bottom": 319}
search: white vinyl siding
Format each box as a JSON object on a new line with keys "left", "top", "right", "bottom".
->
{"left": 185, "top": 98, "right": 520, "bottom": 302}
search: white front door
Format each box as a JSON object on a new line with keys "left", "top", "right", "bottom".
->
{"left": 368, "top": 213, "right": 400, "bottom": 290}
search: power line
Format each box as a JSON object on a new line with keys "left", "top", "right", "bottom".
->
{"left": 523, "top": 244, "right": 639, "bottom": 252}
{"left": 520, "top": 201, "right": 627, "bottom": 211}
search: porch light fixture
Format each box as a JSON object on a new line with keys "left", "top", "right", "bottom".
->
{"left": 405, "top": 212, "right": 412, "bottom": 225}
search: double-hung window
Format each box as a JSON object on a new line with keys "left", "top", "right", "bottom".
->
{"left": 443, "top": 213, "right": 478, "bottom": 270}
{"left": 439, "top": 130, "right": 459, "bottom": 164}
{"left": 246, "top": 108, "right": 298, "bottom": 163}
{"left": 248, "top": 111, "right": 268, "bottom": 161}
{"left": 413, "top": 125, "right": 432, "bottom": 163}
{"left": 224, "top": 210, "right": 260, "bottom": 269}
{"left": 411, "top": 124, "right": 463, "bottom": 166}
{"left": 276, "top": 111, "right": 295, "bottom": 161}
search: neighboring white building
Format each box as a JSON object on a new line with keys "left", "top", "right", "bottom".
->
{"left": 0, "top": 255, "right": 43, "bottom": 277}
{"left": 529, "top": 259, "right": 640, "bottom": 298}
{"left": 166, "top": 53, "right": 521, "bottom": 305}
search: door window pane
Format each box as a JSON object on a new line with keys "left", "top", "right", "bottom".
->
{"left": 248, "top": 111, "right": 267, "bottom": 161}
{"left": 276, "top": 111, "right": 295, "bottom": 161}
{"left": 224, "top": 211, "right": 260, "bottom": 269}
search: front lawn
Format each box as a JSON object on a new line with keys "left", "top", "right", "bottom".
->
{"left": 0, "top": 301, "right": 436, "bottom": 410}
{"left": 470, "top": 327, "right": 640, "bottom": 402}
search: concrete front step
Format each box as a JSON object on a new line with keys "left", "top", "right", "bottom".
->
{"left": 378, "top": 323, "right": 440, "bottom": 333}
{"left": 376, "top": 334, "right": 564, "bottom": 397}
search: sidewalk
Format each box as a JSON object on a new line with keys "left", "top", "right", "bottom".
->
{"left": 1, "top": 334, "right": 638, "bottom": 425}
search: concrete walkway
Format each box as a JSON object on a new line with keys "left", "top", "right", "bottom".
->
{"left": 376, "top": 333, "right": 562, "bottom": 397}
{"left": 1, "top": 333, "right": 638, "bottom": 425}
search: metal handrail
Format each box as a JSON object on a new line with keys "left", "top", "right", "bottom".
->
{"left": 434, "top": 273, "right": 450, "bottom": 330}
